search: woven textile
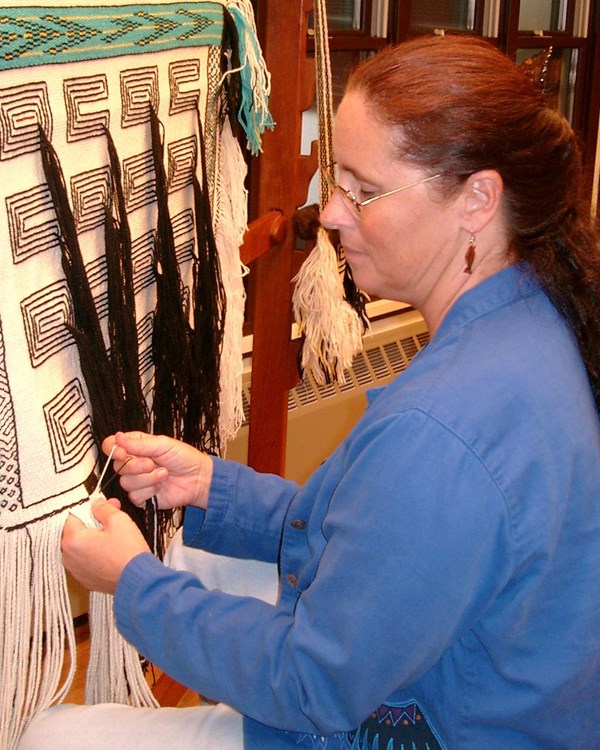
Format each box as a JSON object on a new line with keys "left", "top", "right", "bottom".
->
{"left": 0, "top": 3, "right": 268, "bottom": 747}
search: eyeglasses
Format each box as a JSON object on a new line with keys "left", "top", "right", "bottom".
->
{"left": 322, "top": 167, "right": 442, "bottom": 220}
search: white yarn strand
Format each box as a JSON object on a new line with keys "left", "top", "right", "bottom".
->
{"left": 216, "top": 0, "right": 274, "bottom": 155}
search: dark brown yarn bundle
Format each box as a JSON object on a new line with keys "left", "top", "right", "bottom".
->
{"left": 38, "top": 126, "right": 123, "bottom": 444}
{"left": 39, "top": 101, "right": 231, "bottom": 550}
{"left": 104, "top": 126, "right": 168, "bottom": 552}
{"left": 103, "top": 126, "right": 149, "bottom": 433}
{"left": 39, "top": 124, "right": 164, "bottom": 549}
{"left": 148, "top": 106, "right": 195, "bottom": 443}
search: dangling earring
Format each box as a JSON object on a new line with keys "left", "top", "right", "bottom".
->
{"left": 464, "top": 232, "right": 476, "bottom": 274}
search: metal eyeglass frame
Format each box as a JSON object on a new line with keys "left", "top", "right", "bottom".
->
{"left": 322, "top": 167, "right": 442, "bottom": 218}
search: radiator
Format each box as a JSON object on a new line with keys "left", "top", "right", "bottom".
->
{"left": 225, "top": 309, "right": 429, "bottom": 482}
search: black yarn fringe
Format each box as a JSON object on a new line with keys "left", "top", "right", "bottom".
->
{"left": 38, "top": 126, "right": 123, "bottom": 442}
{"left": 38, "top": 108, "right": 227, "bottom": 556}
{"left": 221, "top": 9, "right": 243, "bottom": 139}
{"left": 39, "top": 125, "right": 168, "bottom": 550}
{"left": 104, "top": 126, "right": 171, "bottom": 555}
{"left": 148, "top": 106, "right": 195, "bottom": 444}
{"left": 342, "top": 261, "right": 370, "bottom": 331}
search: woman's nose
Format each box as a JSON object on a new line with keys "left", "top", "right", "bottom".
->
{"left": 320, "top": 190, "right": 350, "bottom": 231}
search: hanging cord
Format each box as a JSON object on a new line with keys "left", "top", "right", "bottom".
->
{"left": 313, "top": 0, "right": 369, "bottom": 323}
{"left": 314, "top": 0, "right": 335, "bottom": 209}
{"left": 291, "top": 0, "right": 369, "bottom": 385}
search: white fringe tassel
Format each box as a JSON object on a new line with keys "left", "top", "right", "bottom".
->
{"left": 85, "top": 590, "right": 158, "bottom": 707}
{"left": 1, "top": 501, "right": 159, "bottom": 747}
{"left": 292, "top": 227, "right": 365, "bottom": 386}
{"left": 70, "top": 502, "right": 159, "bottom": 708}
{"left": 213, "top": 118, "right": 249, "bottom": 447}
{"left": 1, "top": 510, "right": 77, "bottom": 750}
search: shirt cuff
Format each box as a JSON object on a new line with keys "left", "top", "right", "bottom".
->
{"left": 182, "top": 455, "right": 237, "bottom": 550}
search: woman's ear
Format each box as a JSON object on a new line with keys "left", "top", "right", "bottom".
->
{"left": 461, "top": 170, "right": 504, "bottom": 233}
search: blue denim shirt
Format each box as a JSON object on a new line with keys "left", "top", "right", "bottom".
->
{"left": 116, "top": 265, "right": 600, "bottom": 749}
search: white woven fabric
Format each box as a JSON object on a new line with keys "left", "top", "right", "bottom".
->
{"left": 0, "top": 3, "right": 269, "bottom": 746}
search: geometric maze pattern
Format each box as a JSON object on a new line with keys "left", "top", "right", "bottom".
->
{"left": 5, "top": 184, "right": 60, "bottom": 264}
{"left": 63, "top": 74, "right": 110, "bottom": 142}
{"left": 20, "top": 280, "right": 74, "bottom": 368}
{"left": 71, "top": 166, "right": 112, "bottom": 233}
{"left": 121, "top": 67, "right": 160, "bottom": 128}
{"left": 123, "top": 150, "right": 156, "bottom": 212}
{"left": 168, "top": 136, "right": 197, "bottom": 193}
{"left": 43, "top": 378, "right": 95, "bottom": 473}
{"left": 169, "top": 59, "right": 201, "bottom": 115}
{"left": 0, "top": 8, "right": 223, "bottom": 527}
{"left": 0, "top": 81, "right": 52, "bottom": 161}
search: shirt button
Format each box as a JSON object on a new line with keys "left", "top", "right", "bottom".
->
{"left": 290, "top": 519, "right": 306, "bottom": 530}
{"left": 286, "top": 573, "right": 298, "bottom": 587}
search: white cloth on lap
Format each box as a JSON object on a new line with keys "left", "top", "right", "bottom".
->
{"left": 164, "top": 527, "right": 280, "bottom": 604}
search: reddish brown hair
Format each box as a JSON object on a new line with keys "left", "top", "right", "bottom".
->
{"left": 348, "top": 35, "right": 600, "bottom": 407}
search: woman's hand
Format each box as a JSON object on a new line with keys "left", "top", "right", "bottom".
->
{"left": 62, "top": 499, "right": 151, "bottom": 594}
{"left": 101, "top": 431, "right": 214, "bottom": 511}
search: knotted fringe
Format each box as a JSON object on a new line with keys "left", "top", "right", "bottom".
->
{"left": 1, "top": 511, "right": 76, "bottom": 750}
{"left": 292, "top": 227, "right": 365, "bottom": 385}
{"left": 214, "top": 117, "right": 249, "bottom": 445}
{"left": 64, "top": 502, "right": 159, "bottom": 708}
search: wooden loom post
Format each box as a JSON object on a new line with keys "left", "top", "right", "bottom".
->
{"left": 246, "top": 0, "right": 316, "bottom": 476}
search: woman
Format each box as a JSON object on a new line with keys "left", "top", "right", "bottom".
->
{"left": 21, "top": 35, "right": 600, "bottom": 750}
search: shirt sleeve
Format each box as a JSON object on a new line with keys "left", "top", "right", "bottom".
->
{"left": 182, "top": 455, "right": 300, "bottom": 563}
{"left": 115, "top": 408, "right": 515, "bottom": 736}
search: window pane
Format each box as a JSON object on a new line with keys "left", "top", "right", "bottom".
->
{"left": 517, "top": 46, "right": 578, "bottom": 122}
{"left": 410, "top": 0, "right": 476, "bottom": 31}
{"left": 518, "top": 0, "right": 568, "bottom": 32}
{"left": 327, "top": 0, "right": 361, "bottom": 30}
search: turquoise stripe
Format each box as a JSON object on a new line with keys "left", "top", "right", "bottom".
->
{"left": 0, "top": 3, "right": 224, "bottom": 69}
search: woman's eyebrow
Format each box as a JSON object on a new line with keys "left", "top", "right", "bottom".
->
{"left": 336, "top": 162, "right": 380, "bottom": 185}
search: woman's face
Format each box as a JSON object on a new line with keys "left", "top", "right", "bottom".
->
{"left": 320, "top": 91, "right": 465, "bottom": 307}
